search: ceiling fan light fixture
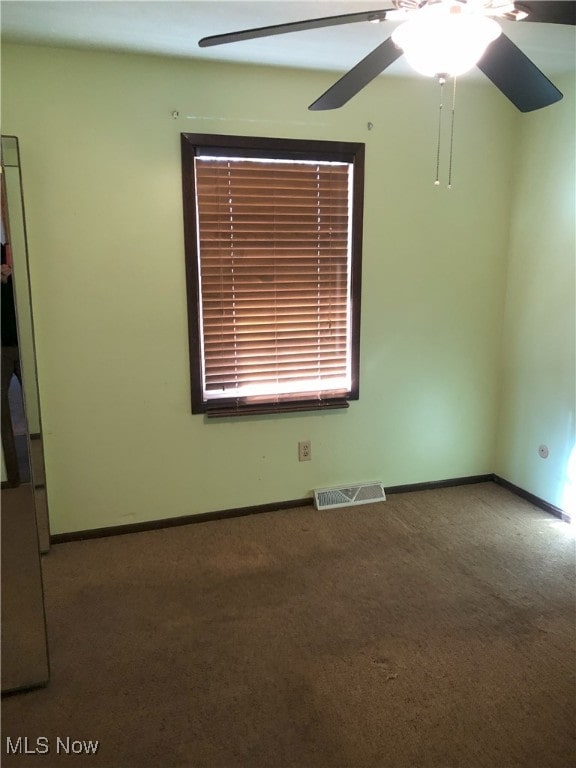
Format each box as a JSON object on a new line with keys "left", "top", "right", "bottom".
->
{"left": 392, "top": 6, "right": 502, "bottom": 77}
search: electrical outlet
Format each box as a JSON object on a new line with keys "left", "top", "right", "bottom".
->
{"left": 298, "top": 440, "right": 311, "bottom": 462}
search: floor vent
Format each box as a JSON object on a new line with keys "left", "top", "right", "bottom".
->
{"left": 314, "top": 482, "right": 386, "bottom": 511}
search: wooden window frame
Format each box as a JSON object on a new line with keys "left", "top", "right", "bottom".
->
{"left": 181, "top": 133, "right": 365, "bottom": 417}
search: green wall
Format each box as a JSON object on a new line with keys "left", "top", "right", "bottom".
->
{"left": 0, "top": 44, "right": 525, "bottom": 533}
{"left": 496, "top": 73, "right": 576, "bottom": 514}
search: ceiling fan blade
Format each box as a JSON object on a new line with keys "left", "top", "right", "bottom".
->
{"left": 309, "top": 37, "right": 402, "bottom": 111}
{"left": 517, "top": 1, "right": 576, "bottom": 25}
{"left": 198, "top": 7, "right": 393, "bottom": 47}
{"left": 477, "top": 33, "right": 563, "bottom": 112}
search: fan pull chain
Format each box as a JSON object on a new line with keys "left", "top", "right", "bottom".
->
{"left": 434, "top": 76, "right": 457, "bottom": 189}
{"left": 447, "top": 77, "right": 457, "bottom": 189}
{"left": 434, "top": 76, "right": 445, "bottom": 187}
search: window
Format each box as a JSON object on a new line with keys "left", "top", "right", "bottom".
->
{"left": 181, "top": 133, "right": 365, "bottom": 417}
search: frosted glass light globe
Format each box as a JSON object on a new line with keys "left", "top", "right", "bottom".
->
{"left": 392, "top": 7, "right": 502, "bottom": 78}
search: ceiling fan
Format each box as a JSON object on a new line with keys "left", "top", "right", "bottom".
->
{"left": 199, "top": 1, "right": 576, "bottom": 112}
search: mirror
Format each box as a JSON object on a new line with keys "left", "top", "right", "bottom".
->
{"left": 1, "top": 135, "right": 50, "bottom": 693}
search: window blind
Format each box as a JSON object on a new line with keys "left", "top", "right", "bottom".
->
{"left": 194, "top": 156, "right": 353, "bottom": 406}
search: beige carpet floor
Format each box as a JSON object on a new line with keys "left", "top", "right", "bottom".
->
{"left": 2, "top": 482, "right": 575, "bottom": 767}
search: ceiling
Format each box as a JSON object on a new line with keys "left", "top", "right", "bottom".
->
{"left": 1, "top": 0, "right": 575, "bottom": 81}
